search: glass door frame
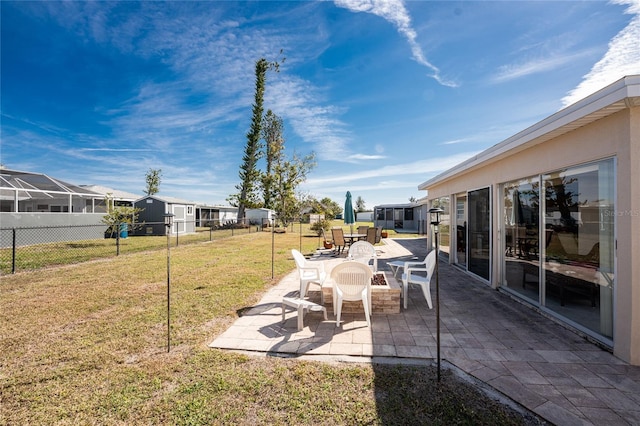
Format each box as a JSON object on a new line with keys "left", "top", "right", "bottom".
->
{"left": 452, "top": 187, "right": 492, "bottom": 283}
{"left": 453, "top": 192, "right": 467, "bottom": 268}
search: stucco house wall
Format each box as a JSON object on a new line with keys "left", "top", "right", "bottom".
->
{"left": 419, "top": 76, "right": 639, "bottom": 365}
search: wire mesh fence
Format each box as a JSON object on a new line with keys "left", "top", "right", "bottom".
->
{"left": 0, "top": 218, "right": 313, "bottom": 275}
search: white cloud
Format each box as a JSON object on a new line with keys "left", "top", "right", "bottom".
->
{"left": 492, "top": 49, "right": 600, "bottom": 84}
{"left": 562, "top": 0, "right": 640, "bottom": 106}
{"left": 334, "top": 0, "right": 457, "bottom": 87}
{"left": 306, "top": 151, "right": 477, "bottom": 187}
{"left": 348, "top": 153, "right": 386, "bottom": 160}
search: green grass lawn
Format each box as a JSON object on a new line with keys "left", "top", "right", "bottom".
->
{"left": 0, "top": 229, "right": 537, "bottom": 425}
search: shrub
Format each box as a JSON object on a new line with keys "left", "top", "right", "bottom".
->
{"left": 309, "top": 219, "right": 331, "bottom": 236}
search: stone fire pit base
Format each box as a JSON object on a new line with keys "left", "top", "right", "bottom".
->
{"left": 322, "top": 271, "right": 401, "bottom": 314}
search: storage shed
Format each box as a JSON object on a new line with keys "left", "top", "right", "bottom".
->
{"left": 245, "top": 208, "right": 275, "bottom": 226}
{"left": 133, "top": 195, "right": 196, "bottom": 236}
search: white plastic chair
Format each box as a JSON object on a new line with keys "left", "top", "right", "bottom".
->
{"left": 400, "top": 250, "right": 436, "bottom": 309}
{"left": 291, "top": 249, "right": 326, "bottom": 304}
{"left": 347, "top": 241, "right": 378, "bottom": 272}
{"left": 331, "top": 261, "right": 373, "bottom": 327}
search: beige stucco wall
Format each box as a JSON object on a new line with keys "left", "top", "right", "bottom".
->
{"left": 424, "top": 106, "right": 639, "bottom": 365}
{"left": 623, "top": 106, "right": 640, "bottom": 365}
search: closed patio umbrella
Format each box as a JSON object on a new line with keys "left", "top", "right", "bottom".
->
{"left": 344, "top": 191, "right": 355, "bottom": 234}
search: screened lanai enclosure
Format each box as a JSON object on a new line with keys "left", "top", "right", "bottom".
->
{"left": 0, "top": 169, "right": 106, "bottom": 214}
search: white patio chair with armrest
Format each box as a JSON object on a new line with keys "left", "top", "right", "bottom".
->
{"left": 331, "top": 261, "right": 373, "bottom": 327}
{"left": 388, "top": 253, "right": 428, "bottom": 278}
{"left": 400, "top": 250, "right": 436, "bottom": 309}
{"left": 347, "top": 240, "right": 378, "bottom": 272}
{"left": 291, "top": 249, "right": 326, "bottom": 304}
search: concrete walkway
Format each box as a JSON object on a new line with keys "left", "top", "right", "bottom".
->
{"left": 210, "top": 238, "right": 640, "bottom": 425}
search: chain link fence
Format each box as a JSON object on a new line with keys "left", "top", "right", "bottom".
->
{"left": 0, "top": 218, "right": 306, "bottom": 275}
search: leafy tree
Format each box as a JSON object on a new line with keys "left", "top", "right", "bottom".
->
{"left": 320, "top": 197, "right": 342, "bottom": 219}
{"left": 101, "top": 194, "right": 142, "bottom": 237}
{"left": 272, "top": 152, "right": 316, "bottom": 227}
{"left": 260, "top": 110, "right": 284, "bottom": 210}
{"left": 145, "top": 168, "right": 162, "bottom": 196}
{"left": 307, "top": 197, "right": 342, "bottom": 219}
{"left": 310, "top": 218, "right": 331, "bottom": 236}
{"left": 355, "top": 196, "right": 366, "bottom": 212}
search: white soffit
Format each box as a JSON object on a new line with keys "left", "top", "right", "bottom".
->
{"left": 419, "top": 75, "right": 640, "bottom": 190}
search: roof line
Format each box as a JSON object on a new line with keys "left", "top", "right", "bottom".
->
{"left": 418, "top": 75, "right": 640, "bottom": 190}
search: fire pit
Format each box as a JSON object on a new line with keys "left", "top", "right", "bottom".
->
{"left": 372, "top": 273, "right": 387, "bottom": 286}
{"left": 322, "top": 270, "right": 401, "bottom": 314}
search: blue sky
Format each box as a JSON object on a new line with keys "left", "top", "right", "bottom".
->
{"left": 2, "top": 1, "right": 639, "bottom": 209}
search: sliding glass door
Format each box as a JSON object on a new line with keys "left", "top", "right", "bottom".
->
{"left": 543, "top": 159, "right": 615, "bottom": 339}
{"left": 502, "top": 177, "right": 540, "bottom": 302}
{"left": 455, "top": 194, "right": 467, "bottom": 267}
{"left": 452, "top": 189, "right": 490, "bottom": 281}
{"left": 500, "top": 158, "right": 615, "bottom": 341}
{"left": 468, "top": 188, "right": 491, "bottom": 280}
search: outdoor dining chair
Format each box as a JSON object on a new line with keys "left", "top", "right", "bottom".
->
{"left": 400, "top": 250, "right": 436, "bottom": 309}
{"left": 347, "top": 240, "right": 378, "bottom": 272}
{"left": 357, "top": 226, "right": 369, "bottom": 240}
{"left": 366, "top": 227, "right": 376, "bottom": 245}
{"left": 330, "top": 261, "right": 373, "bottom": 327}
{"left": 291, "top": 249, "right": 326, "bottom": 304}
{"left": 331, "top": 228, "right": 348, "bottom": 254}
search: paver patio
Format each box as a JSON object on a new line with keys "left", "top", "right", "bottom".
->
{"left": 210, "top": 238, "right": 640, "bottom": 425}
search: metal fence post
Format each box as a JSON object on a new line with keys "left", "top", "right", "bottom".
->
{"left": 116, "top": 222, "right": 120, "bottom": 256}
{"left": 12, "top": 228, "right": 16, "bottom": 274}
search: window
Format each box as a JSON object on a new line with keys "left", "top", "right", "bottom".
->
{"left": 404, "top": 208, "right": 414, "bottom": 220}
{"left": 500, "top": 158, "right": 615, "bottom": 342}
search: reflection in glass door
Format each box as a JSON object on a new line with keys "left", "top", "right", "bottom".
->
{"left": 468, "top": 188, "right": 491, "bottom": 280}
{"left": 500, "top": 158, "right": 615, "bottom": 342}
{"left": 455, "top": 194, "right": 467, "bottom": 267}
{"left": 543, "top": 159, "right": 615, "bottom": 339}
{"left": 502, "top": 177, "right": 540, "bottom": 302}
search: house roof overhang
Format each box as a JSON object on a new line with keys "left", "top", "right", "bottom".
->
{"left": 418, "top": 75, "right": 640, "bottom": 191}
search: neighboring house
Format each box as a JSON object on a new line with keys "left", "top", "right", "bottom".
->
{"left": 355, "top": 211, "right": 374, "bottom": 222}
{"left": 0, "top": 168, "right": 104, "bottom": 215}
{"left": 245, "top": 208, "right": 275, "bottom": 226}
{"left": 373, "top": 201, "right": 429, "bottom": 233}
{"left": 195, "top": 205, "right": 238, "bottom": 227}
{"left": 133, "top": 195, "right": 196, "bottom": 236}
{"left": 79, "top": 185, "right": 140, "bottom": 210}
{"left": 419, "top": 75, "right": 640, "bottom": 365}
{"left": 0, "top": 169, "right": 107, "bottom": 245}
